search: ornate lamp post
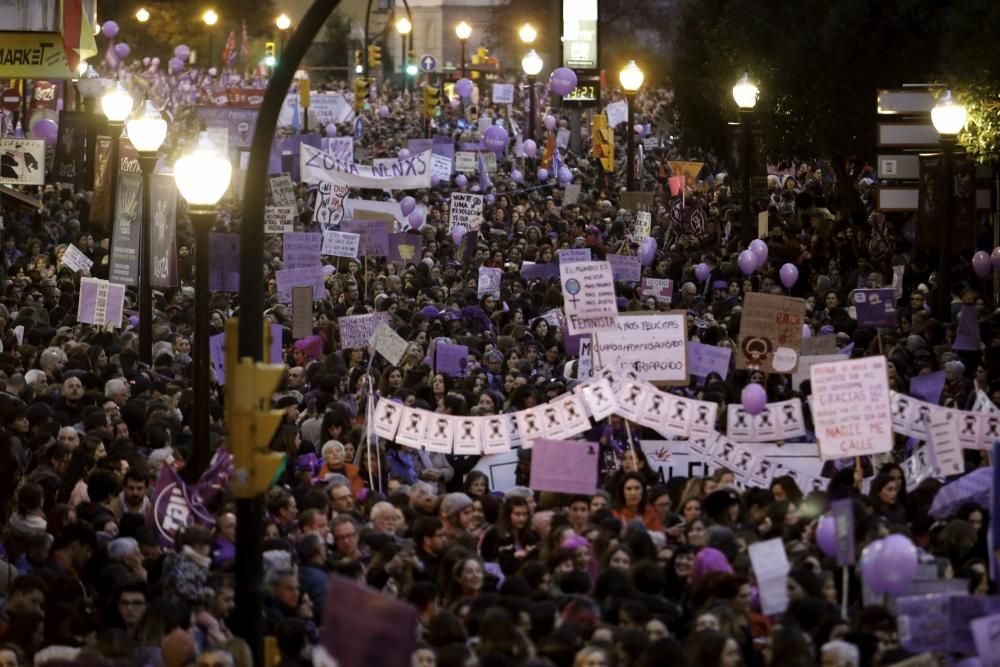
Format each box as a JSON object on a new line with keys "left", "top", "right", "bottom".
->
{"left": 732, "top": 73, "right": 759, "bottom": 244}
{"left": 930, "top": 90, "right": 968, "bottom": 321}
{"left": 455, "top": 21, "right": 471, "bottom": 79}
{"left": 521, "top": 49, "right": 543, "bottom": 144}
{"left": 619, "top": 60, "right": 644, "bottom": 191}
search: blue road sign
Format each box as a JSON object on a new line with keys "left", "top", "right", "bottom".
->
{"left": 419, "top": 54, "right": 437, "bottom": 73}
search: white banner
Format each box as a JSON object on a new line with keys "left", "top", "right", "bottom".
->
{"left": 301, "top": 144, "right": 432, "bottom": 190}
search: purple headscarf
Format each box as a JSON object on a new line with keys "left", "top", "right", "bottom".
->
{"left": 690, "top": 547, "right": 733, "bottom": 589}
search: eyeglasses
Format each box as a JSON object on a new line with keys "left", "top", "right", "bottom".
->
{"left": 334, "top": 531, "right": 357, "bottom": 541}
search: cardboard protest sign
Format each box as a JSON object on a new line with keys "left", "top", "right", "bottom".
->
{"left": 477, "top": 267, "right": 501, "bottom": 298}
{"left": 687, "top": 342, "right": 731, "bottom": 379}
{"left": 593, "top": 313, "right": 687, "bottom": 384}
{"left": 811, "top": 356, "right": 893, "bottom": 460}
{"left": 61, "top": 244, "right": 93, "bottom": 273}
{"left": 852, "top": 288, "right": 897, "bottom": 328}
{"left": 0, "top": 138, "right": 44, "bottom": 185}
{"left": 563, "top": 183, "right": 582, "bottom": 205}
{"left": 341, "top": 219, "right": 389, "bottom": 257}
{"left": 264, "top": 205, "right": 296, "bottom": 234}
{"left": 560, "top": 261, "right": 618, "bottom": 336}
{"left": 291, "top": 286, "right": 313, "bottom": 339}
{"left": 371, "top": 323, "right": 407, "bottom": 366}
{"left": 77, "top": 278, "right": 126, "bottom": 328}
{"left": 313, "top": 181, "right": 350, "bottom": 231}
{"left": 338, "top": 312, "right": 391, "bottom": 349}
{"left": 275, "top": 267, "right": 326, "bottom": 303}
{"left": 640, "top": 278, "right": 674, "bottom": 304}
{"left": 529, "top": 439, "right": 599, "bottom": 495}
{"left": 209, "top": 233, "right": 240, "bottom": 292}
{"left": 322, "top": 230, "right": 360, "bottom": 258}
{"left": 449, "top": 192, "right": 484, "bottom": 231}
{"left": 435, "top": 341, "right": 470, "bottom": 377}
{"left": 282, "top": 232, "right": 321, "bottom": 269}
{"left": 301, "top": 144, "right": 432, "bottom": 190}
{"left": 268, "top": 173, "right": 297, "bottom": 207}
{"left": 737, "top": 293, "right": 806, "bottom": 374}
{"left": 607, "top": 254, "right": 641, "bottom": 282}
{"left": 317, "top": 576, "right": 417, "bottom": 667}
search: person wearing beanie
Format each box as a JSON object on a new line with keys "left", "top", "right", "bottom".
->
{"left": 439, "top": 492, "right": 475, "bottom": 540}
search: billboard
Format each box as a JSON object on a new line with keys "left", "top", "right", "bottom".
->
{"left": 562, "top": 0, "right": 598, "bottom": 71}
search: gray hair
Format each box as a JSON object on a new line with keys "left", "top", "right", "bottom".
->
{"left": 321, "top": 440, "right": 345, "bottom": 457}
{"left": 105, "top": 377, "right": 128, "bottom": 398}
{"left": 370, "top": 501, "right": 396, "bottom": 521}
{"left": 821, "top": 641, "right": 859, "bottom": 667}
{"left": 24, "top": 369, "right": 46, "bottom": 386}
{"left": 107, "top": 537, "right": 139, "bottom": 562}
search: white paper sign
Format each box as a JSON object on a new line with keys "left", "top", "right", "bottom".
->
{"left": 322, "top": 230, "right": 360, "bottom": 258}
{"left": 558, "top": 248, "right": 591, "bottom": 264}
{"left": 592, "top": 314, "right": 687, "bottom": 383}
{"left": 749, "top": 538, "right": 791, "bottom": 615}
{"left": 455, "top": 151, "right": 477, "bottom": 174}
{"left": 928, "top": 407, "right": 964, "bottom": 476}
{"left": 632, "top": 211, "right": 652, "bottom": 242}
{"left": 62, "top": 244, "right": 93, "bottom": 273}
{"left": 373, "top": 398, "right": 403, "bottom": 439}
{"left": 606, "top": 101, "right": 628, "bottom": 128}
{"left": 449, "top": 192, "right": 484, "bottom": 231}
{"left": 264, "top": 205, "right": 297, "bottom": 234}
{"left": 269, "top": 174, "right": 297, "bottom": 207}
{"left": 431, "top": 154, "right": 453, "bottom": 182}
{"left": 370, "top": 322, "right": 408, "bottom": 366}
{"left": 560, "top": 261, "right": 619, "bottom": 336}
{"left": 492, "top": 83, "right": 514, "bottom": 104}
{"left": 477, "top": 267, "right": 501, "bottom": 298}
{"left": 0, "top": 138, "right": 45, "bottom": 185}
{"left": 726, "top": 399, "right": 806, "bottom": 443}
{"left": 811, "top": 356, "right": 893, "bottom": 461}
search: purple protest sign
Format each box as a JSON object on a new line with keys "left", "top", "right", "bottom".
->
{"left": 520, "top": 262, "right": 560, "bottom": 281}
{"left": 341, "top": 219, "right": 390, "bottom": 257}
{"left": 282, "top": 232, "right": 322, "bottom": 270}
{"left": 910, "top": 371, "right": 946, "bottom": 405}
{"left": 209, "top": 233, "right": 240, "bottom": 292}
{"left": 607, "top": 253, "right": 642, "bottom": 283}
{"left": 830, "top": 498, "right": 855, "bottom": 566}
{"left": 149, "top": 463, "right": 218, "bottom": 548}
{"left": 530, "top": 439, "right": 599, "bottom": 494}
{"left": 388, "top": 233, "right": 422, "bottom": 265}
{"left": 275, "top": 267, "right": 326, "bottom": 303}
{"left": 209, "top": 333, "right": 226, "bottom": 385}
{"left": 954, "top": 303, "right": 982, "bottom": 351}
{"left": 407, "top": 138, "right": 433, "bottom": 155}
{"left": 688, "top": 342, "right": 732, "bottom": 379}
{"left": 435, "top": 341, "right": 470, "bottom": 377}
{"left": 640, "top": 277, "right": 674, "bottom": 304}
{"left": 318, "top": 576, "right": 417, "bottom": 667}
{"left": 268, "top": 133, "right": 323, "bottom": 180}
{"left": 852, "top": 288, "right": 897, "bottom": 328}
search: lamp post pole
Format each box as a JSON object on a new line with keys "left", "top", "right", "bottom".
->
{"left": 190, "top": 206, "right": 215, "bottom": 478}
{"left": 460, "top": 38, "right": 467, "bottom": 79}
{"left": 937, "top": 136, "right": 956, "bottom": 321}
{"left": 527, "top": 75, "right": 536, "bottom": 143}
{"left": 106, "top": 121, "right": 124, "bottom": 269}
{"left": 740, "top": 109, "right": 753, "bottom": 245}
{"left": 137, "top": 152, "right": 156, "bottom": 365}
{"left": 625, "top": 91, "right": 636, "bottom": 191}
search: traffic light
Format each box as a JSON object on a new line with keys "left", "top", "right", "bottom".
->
{"left": 406, "top": 51, "right": 418, "bottom": 77}
{"left": 367, "top": 44, "right": 382, "bottom": 68}
{"left": 224, "top": 320, "right": 286, "bottom": 499}
{"left": 264, "top": 41, "right": 276, "bottom": 67}
{"left": 354, "top": 49, "right": 363, "bottom": 68}
{"left": 353, "top": 77, "right": 368, "bottom": 111}
{"left": 471, "top": 47, "right": 487, "bottom": 80}
{"left": 592, "top": 113, "right": 614, "bottom": 172}
{"left": 423, "top": 86, "right": 439, "bottom": 119}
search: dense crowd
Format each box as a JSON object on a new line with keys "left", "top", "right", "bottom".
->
{"left": 0, "top": 62, "right": 997, "bottom": 667}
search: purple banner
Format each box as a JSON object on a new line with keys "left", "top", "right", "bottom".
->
{"left": 283, "top": 232, "right": 322, "bottom": 270}
{"left": 209, "top": 233, "right": 240, "bottom": 292}
{"left": 852, "top": 288, "right": 897, "bottom": 328}
{"left": 607, "top": 253, "right": 642, "bottom": 283}
{"left": 341, "top": 219, "right": 390, "bottom": 257}
{"left": 319, "top": 576, "right": 417, "bottom": 667}
{"left": 521, "top": 262, "right": 560, "bottom": 281}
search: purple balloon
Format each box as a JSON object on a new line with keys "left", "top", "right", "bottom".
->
{"left": 128, "top": 315, "right": 139, "bottom": 327}
{"left": 741, "top": 383, "right": 767, "bottom": 416}
{"left": 537, "top": 168, "right": 549, "bottom": 181}
{"left": 543, "top": 115, "right": 556, "bottom": 131}
{"left": 749, "top": 239, "right": 768, "bottom": 266}
{"left": 558, "top": 167, "right": 573, "bottom": 184}
{"left": 549, "top": 67, "right": 578, "bottom": 96}
{"left": 322, "top": 264, "right": 336, "bottom": 276}
{"left": 873, "top": 534, "right": 918, "bottom": 595}
{"left": 114, "top": 43, "right": 130, "bottom": 59}
{"left": 802, "top": 323, "right": 812, "bottom": 338}
{"left": 449, "top": 97, "right": 461, "bottom": 109}
{"left": 455, "top": 78, "right": 473, "bottom": 98}
{"left": 32, "top": 118, "right": 58, "bottom": 146}
{"left": 102, "top": 21, "right": 119, "bottom": 38}
{"left": 325, "top": 123, "right": 337, "bottom": 137}
{"left": 378, "top": 105, "right": 390, "bottom": 119}
{"left": 522, "top": 139, "right": 537, "bottom": 158}
{"left": 816, "top": 515, "right": 836, "bottom": 557}
{"left": 511, "top": 169, "right": 523, "bottom": 184}
{"left": 738, "top": 250, "right": 756, "bottom": 276}
{"left": 400, "top": 196, "right": 416, "bottom": 216}
{"left": 485, "top": 194, "right": 495, "bottom": 205}
{"left": 208, "top": 67, "right": 218, "bottom": 77}
{"left": 779, "top": 263, "right": 799, "bottom": 289}
{"left": 638, "top": 237, "right": 657, "bottom": 267}
{"left": 455, "top": 174, "right": 468, "bottom": 188}
{"left": 174, "top": 44, "right": 190, "bottom": 61}
{"left": 142, "top": 56, "right": 151, "bottom": 67}
{"left": 633, "top": 124, "right": 643, "bottom": 135}
{"left": 482, "top": 124, "right": 509, "bottom": 156}
{"left": 470, "top": 185, "right": 480, "bottom": 193}
{"left": 860, "top": 539, "right": 887, "bottom": 593}
{"left": 992, "top": 247, "right": 1000, "bottom": 270}
{"left": 430, "top": 174, "right": 441, "bottom": 187}
{"left": 973, "top": 250, "right": 991, "bottom": 278}
{"left": 452, "top": 226, "right": 467, "bottom": 245}
{"left": 168, "top": 57, "right": 183, "bottom": 71}
{"left": 408, "top": 211, "right": 424, "bottom": 229}
{"left": 694, "top": 263, "right": 711, "bottom": 282}
{"left": 399, "top": 148, "right": 411, "bottom": 160}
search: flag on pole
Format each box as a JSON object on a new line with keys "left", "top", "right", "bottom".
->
{"left": 240, "top": 20, "right": 250, "bottom": 62}
{"left": 551, "top": 147, "right": 563, "bottom": 175}
{"left": 291, "top": 98, "right": 301, "bottom": 132}
{"left": 478, "top": 153, "right": 492, "bottom": 192}
{"left": 222, "top": 28, "right": 237, "bottom": 67}
{"left": 60, "top": 0, "right": 97, "bottom": 72}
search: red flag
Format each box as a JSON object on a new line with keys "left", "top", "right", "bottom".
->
{"left": 240, "top": 20, "right": 250, "bottom": 61}
{"left": 222, "top": 28, "right": 237, "bottom": 66}
{"left": 669, "top": 175, "right": 684, "bottom": 197}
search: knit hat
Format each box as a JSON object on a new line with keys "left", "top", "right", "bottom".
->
{"left": 440, "top": 492, "right": 473, "bottom": 517}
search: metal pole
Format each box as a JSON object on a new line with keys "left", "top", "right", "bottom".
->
{"left": 208, "top": 29, "right": 213, "bottom": 69}
{"left": 993, "top": 163, "right": 999, "bottom": 307}
{"left": 105, "top": 121, "right": 124, "bottom": 279}
{"left": 137, "top": 152, "right": 157, "bottom": 366}
{"left": 938, "top": 136, "right": 956, "bottom": 321}
{"left": 626, "top": 92, "right": 636, "bottom": 191}
{"left": 740, "top": 109, "right": 753, "bottom": 245}
{"left": 460, "top": 39, "right": 466, "bottom": 79}
{"left": 528, "top": 74, "right": 536, "bottom": 144}
{"left": 363, "top": 0, "right": 374, "bottom": 78}
{"left": 237, "top": 3, "right": 341, "bottom": 661}
{"left": 401, "top": 34, "right": 407, "bottom": 91}
{"left": 188, "top": 207, "right": 214, "bottom": 480}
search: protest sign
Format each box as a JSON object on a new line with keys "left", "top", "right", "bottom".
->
{"left": 322, "top": 136, "right": 354, "bottom": 163}
{"left": 313, "top": 181, "right": 350, "bottom": 231}
{"left": 726, "top": 399, "right": 805, "bottom": 442}
{"left": 264, "top": 205, "right": 296, "bottom": 234}
{"left": 371, "top": 323, "right": 407, "bottom": 366}
{"left": 338, "top": 312, "right": 390, "bottom": 349}
{"left": 927, "top": 408, "right": 964, "bottom": 476}
{"left": 811, "top": 356, "right": 893, "bottom": 460}
{"left": 291, "top": 286, "right": 313, "bottom": 339}
{"left": 431, "top": 154, "right": 453, "bottom": 182}
{"left": 563, "top": 183, "right": 582, "bottom": 205}
{"left": 605, "top": 101, "right": 628, "bottom": 128}
{"left": 831, "top": 498, "right": 855, "bottom": 566}
{"left": 898, "top": 594, "right": 1000, "bottom": 655}
{"left": 209, "top": 233, "right": 240, "bottom": 292}
{"left": 607, "top": 254, "right": 641, "bottom": 282}
{"left": 455, "top": 150, "right": 476, "bottom": 174}
{"left": 800, "top": 335, "right": 839, "bottom": 356}
{"left": 317, "top": 576, "right": 417, "bottom": 667}
{"left": 322, "top": 230, "right": 360, "bottom": 258}
{"left": 388, "top": 233, "right": 422, "bottom": 264}
{"left": 561, "top": 261, "right": 618, "bottom": 336}
{"left": 687, "top": 341, "right": 731, "bottom": 379}
{"left": 522, "top": 262, "right": 561, "bottom": 281}
{"left": 0, "top": 138, "right": 44, "bottom": 185}
{"left": 61, "top": 244, "right": 93, "bottom": 273}
{"left": 749, "top": 538, "right": 791, "bottom": 615}
{"left": 341, "top": 219, "right": 390, "bottom": 257}
{"left": 737, "top": 293, "right": 806, "bottom": 374}
{"left": 593, "top": 313, "right": 687, "bottom": 384}
{"left": 640, "top": 278, "right": 674, "bottom": 304}
{"left": 632, "top": 211, "right": 652, "bottom": 242}
{"left": 853, "top": 288, "right": 898, "bottom": 328}
{"left": 268, "top": 173, "right": 297, "bottom": 207}
{"left": 309, "top": 93, "right": 354, "bottom": 126}
{"left": 77, "top": 278, "right": 126, "bottom": 328}
{"left": 275, "top": 267, "right": 325, "bottom": 303}
{"left": 793, "top": 353, "right": 848, "bottom": 392}
{"left": 477, "top": 267, "right": 501, "bottom": 298}
{"left": 558, "top": 248, "right": 591, "bottom": 264}
{"left": 530, "top": 439, "right": 599, "bottom": 494}
{"left": 282, "top": 232, "right": 321, "bottom": 270}
{"left": 619, "top": 191, "right": 655, "bottom": 213}
{"left": 301, "top": 144, "right": 432, "bottom": 189}
{"left": 449, "top": 192, "right": 484, "bottom": 231}
{"left": 971, "top": 612, "right": 1000, "bottom": 667}
{"left": 435, "top": 341, "right": 470, "bottom": 377}
{"left": 492, "top": 83, "right": 514, "bottom": 103}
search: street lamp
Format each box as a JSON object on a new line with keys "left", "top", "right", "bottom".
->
{"left": 203, "top": 9, "right": 219, "bottom": 68}
{"left": 102, "top": 82, "right": 134, "bottom": 270}
{"left": 396, "top": 16, "right": 412, "bottom": 93}
{"left": 619, "top": 60, "right": 643, "bottom": 191}
{"left": 931, "top": 89, "right": 968, "bottom": 321}
{"left": 174, "top": 131, "right": 233, "bottom": 478}
{"left": 456, "top": 21, "right": 471, "bottom": 79}
{"left": 732, "top": 73, "right": 758, "bottom": 244}
{"left": 522, "top": 49, "right": 543, "bottom": 144}
{"left": 127, "top": 100, "right": 167, "bottom": 366}
{"left": 519, "top": 23, "right": 537, "bottom": 45}
{"left": 136, "top": 7, "right": 150, "bottom": 23}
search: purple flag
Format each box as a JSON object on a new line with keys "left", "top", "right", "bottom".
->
{"left": 318, "top": 576, "right": 417, "bottom": 667}
{"left": 209, "top": 233, "right": 240, "bottom": 292}
{"left": 148, "top": 463, "right": 219, "bottom": 547}
{"left": 910, "top": 371, "right": 946, "bottom": 405}
{"left": 954, "top": 303, "right": 982, "bottom": 351}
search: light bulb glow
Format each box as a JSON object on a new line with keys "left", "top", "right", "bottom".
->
{"left": 732, "top": 73, "right": 759, "bottom": 110}
{"left": 455, "top": 21, "right": 472, "bottom": 40}
{"left": 931, "top": 90, "right": 968, "bottom": 136}
{"left": 127, "top": 100, "right": 168, "bottom": 153}
{"left": 276, "top": 13, "right": 291, "bottom": 30}
{"left": 396, "top": 17, "right": 412, "bottom": 35}
{"left": 175, "top": 132, "right": 232, "bottom": 206}
{"left": 519, "top": 23, "right": 537, "bottom": 44}
{"left": 619, "top": 60, "right": 644, "bottom": 93}
{"left": 101, "top": 82, "right": 135, "bottom": 122}
{"left": 136, "top": 7, "right": 150, "bottom": 22}
{"left": 203, "top": 9, "right": 218, "bottom": 26}
{"left": 522, "top": 49, "right": 543, "bottom": 76}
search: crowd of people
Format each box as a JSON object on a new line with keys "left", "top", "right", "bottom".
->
{"left": 0, "top": 56, "right": 997, "bottom": 667}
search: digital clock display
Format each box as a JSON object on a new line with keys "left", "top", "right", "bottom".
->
{"left": 566, "top": 85, "right": 597, "bottom": 101}
{"left": 562, "top": 78, "right": 601, "bottom": 107}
